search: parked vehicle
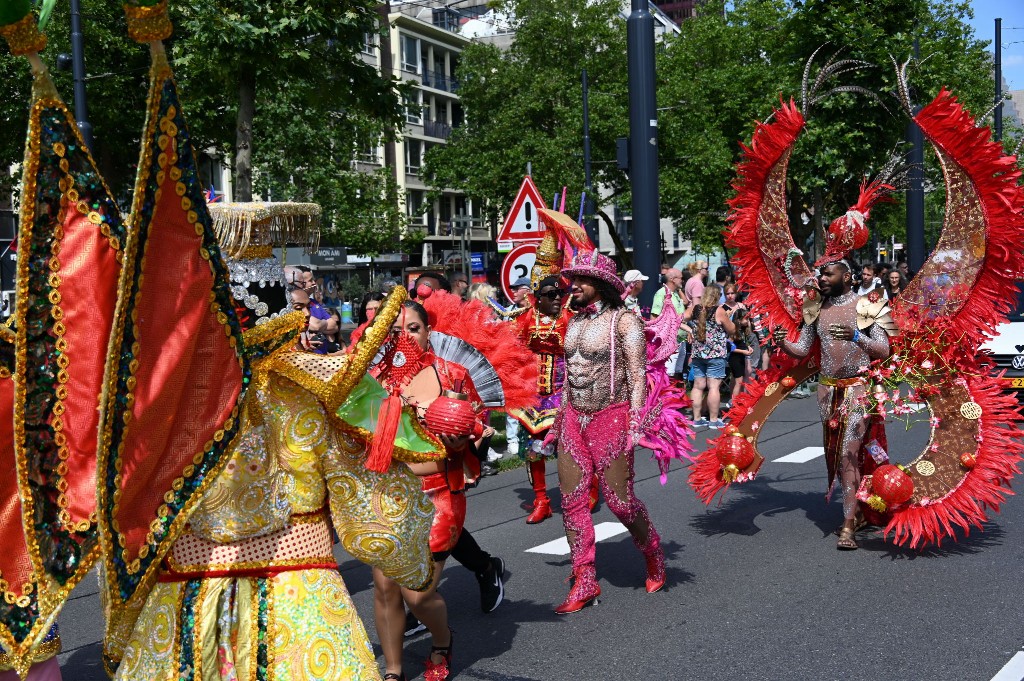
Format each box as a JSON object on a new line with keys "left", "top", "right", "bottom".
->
{"left": 982, "top": 283, "right": 1024, "bottom": 394}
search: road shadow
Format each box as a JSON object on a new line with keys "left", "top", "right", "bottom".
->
{"left": 380, "top": 595, "right": 559, "bottom": 679}
{"left": 59, "top": 643, "right": 107, "bottom": 681}
{"left": 688, "top": 476, "right": 836, "bottom": 537}
{"left": 598, "top": 537, "right": 694, "bottom": 591}
{"left": 860, "top": 521, "right": 1007, "bottom": 560}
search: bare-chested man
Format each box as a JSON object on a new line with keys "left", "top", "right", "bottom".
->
{"left": 550, "top": 251, "right": 664, "bottom": 614}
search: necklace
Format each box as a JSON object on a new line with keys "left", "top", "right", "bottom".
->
{"left": 531, "top": 309, "right": 559, "bottom": 339}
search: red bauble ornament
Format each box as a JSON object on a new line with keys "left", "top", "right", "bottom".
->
{"left": 960, "top": 452, "right": 977, "bottom": 470}
{"left": 716, "top": 435, "right": 755, "bottom": 483}
{"left": 724, "top": 424, "right": 740, "bottom": 436}
{"left": 872, "top": 463, "right": 914, "bottom": 508}
{"left": 424, "top": 391, "right": 476, "bottom": 437}
{"left": 781, "top": 376, "right": 796, "bottom": 389}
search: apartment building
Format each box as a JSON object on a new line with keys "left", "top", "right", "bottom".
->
{"left": 356, "top": 5, "right": 490, "bottom": 271}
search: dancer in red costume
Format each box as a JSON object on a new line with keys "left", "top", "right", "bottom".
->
{"left": 551, "top": 251, "right": 666, "bottom": 614}
{"left": 509, "top": 276, "right": 572, "bottom": 524}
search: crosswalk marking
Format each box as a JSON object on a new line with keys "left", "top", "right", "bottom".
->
{"left": 525, "top": 522, "right": 627, "bottom": 555}
{"left": 773, "top": 446, "right": 825, "bottom": 463}
{"left": 990, "top": 651, "right": 1024, "bottom": 681}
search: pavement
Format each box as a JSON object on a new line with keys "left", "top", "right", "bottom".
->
{"left": 57, "top": 392, "right": 1024, "bottom": 680}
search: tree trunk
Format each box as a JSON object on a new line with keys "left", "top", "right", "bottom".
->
{"left": 234, "top": 67, "right": 256, "bottom": 202}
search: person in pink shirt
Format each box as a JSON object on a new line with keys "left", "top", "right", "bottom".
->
{"left": 684, "top": 261, "right": 708, "bottom": 307}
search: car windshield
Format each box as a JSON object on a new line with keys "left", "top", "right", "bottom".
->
{"left": 1012, "top": 282, "right": 1024, "bottom": 322}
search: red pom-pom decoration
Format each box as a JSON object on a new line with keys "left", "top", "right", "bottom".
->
{"left": 724, "top": 424, "right": 740, "bottom": 436}
{"left": 424, "top": 391, "right": 477, "bottom": 438}
{"left": 716, "top": 434, "right": 755, "bottom": 483}
{"left": 781, "top": 376, "right": 796, "bottom": 389}
{"left": 960, "top": 452, "right": 977, "bottom": 470}
{"left": 871, "top": 463, "right": 915, "bottom": 509}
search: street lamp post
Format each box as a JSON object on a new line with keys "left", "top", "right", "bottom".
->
{"left": 69, "top": 0, "right": 93, "bottom": 151}
{"left": 626, "top": 0, "right": 661, "bottom": 310}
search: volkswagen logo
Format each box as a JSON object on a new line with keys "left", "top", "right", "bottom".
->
{"left": 1013, "top": 355, "right": 1024, "bottom": 371}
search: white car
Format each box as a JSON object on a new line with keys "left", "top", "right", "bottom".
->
{"left": 981, "top": 284, "right": 1024, "bottom": 393}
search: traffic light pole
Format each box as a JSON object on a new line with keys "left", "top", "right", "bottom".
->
{"left": 626, "top": 0, "right": 661, "bottom": 310}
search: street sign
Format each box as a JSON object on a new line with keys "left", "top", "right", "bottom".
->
{"left": 497, "top": 176, "right": 548, "bottom": 243}
{"left": 500, "top": 243, "right": 537, "bottom": 300}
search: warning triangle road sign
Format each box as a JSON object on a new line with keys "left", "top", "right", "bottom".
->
{"left": 497, "top": 176, "right": 548, "bottom": 242}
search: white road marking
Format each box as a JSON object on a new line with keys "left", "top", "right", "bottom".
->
{"left": 773, "top": 446, "right": 825, "bottom": 463}
{"left": 990, "top": 651, "right": 1024, "bottom": 681}
{"left": 907, "top": 402, "right": 927, "bottom": 412}
{"left": 525, "top": 522, "right": 628, "bottom": 555}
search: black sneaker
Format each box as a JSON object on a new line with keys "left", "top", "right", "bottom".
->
{"left": 476, "top": 556, "right": 505, "bottom": 613}
{"left": 403, "top": 611, "right": 427, "bottom": 638}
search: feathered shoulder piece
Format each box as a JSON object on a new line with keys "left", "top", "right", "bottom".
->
{"left": 423, "top": 292, "right": 539, "bottom": 412}
{"left": 892, "top": 87, "right": 1024, "bottom": 352}
{"left": 726, "top": 98, "right": 812, "bottom": 333}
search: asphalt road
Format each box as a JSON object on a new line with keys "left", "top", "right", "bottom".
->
{"left": 57, "top": 393, "right": 1024, "bottom": 680}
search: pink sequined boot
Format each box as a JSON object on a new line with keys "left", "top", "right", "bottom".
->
{"left": 554, "top": 565, "right": 600, "bottom": 614}
{"left": 637, "top": 529, "right": 666, "bottom": 594}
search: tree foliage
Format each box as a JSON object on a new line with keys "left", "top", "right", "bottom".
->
{"left": 424, "top": 0, "right": 630, "bottom": 226}
{"left": 428, "top": 0, "right": 995, "bottom": 260}
{"left": 1, "top": 0, "right": 409, "bottom": 255}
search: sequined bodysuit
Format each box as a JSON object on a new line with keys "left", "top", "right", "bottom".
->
{"left": 556, "top": 302, "right": 661, "bottom": 580}
{"left": 781, "top": 290, "right": 891, "bottom": 520}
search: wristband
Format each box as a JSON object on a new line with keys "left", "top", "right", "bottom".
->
{"left": 852, "top": 329, "right": 861, "bottom": 342}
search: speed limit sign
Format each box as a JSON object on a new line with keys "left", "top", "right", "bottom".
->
{"left": 500, "top": 243, "right": 537, "bottom": 301}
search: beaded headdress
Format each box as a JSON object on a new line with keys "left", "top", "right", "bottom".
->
{"left": 207, "top": 201, "right": 321, "bottom": 328}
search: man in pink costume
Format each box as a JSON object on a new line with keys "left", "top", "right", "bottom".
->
{"left": 550, "top": 251, "right": 665, "bottom": 614}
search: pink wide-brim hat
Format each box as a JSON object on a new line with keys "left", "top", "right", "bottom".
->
{"left": 562, "top": 250, "right": 625, "bottom": 295}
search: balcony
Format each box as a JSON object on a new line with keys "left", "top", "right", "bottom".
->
{"left": 421, "top": 68, "right": 459, "bottom": 93}
{"left": 423, "top": 119, "right": 452, "bottom": 140}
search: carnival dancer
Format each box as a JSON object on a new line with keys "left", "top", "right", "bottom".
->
{"left": 509, "top": 275, "right": 573, "bottom": 524}
{"left": 690, "top": 55, "right": 1024, "bottom": 553}
{"left": 552, "top": 251, "right": 666, "bottom": 613}
{"left": 371, "top": 293, "right": 536, "bottom": 680}
{"left": 774, "top": 252, "right": 894, "bottom": 549}
{"left": 81, "top": 6, "right": 448, "bottom": 678}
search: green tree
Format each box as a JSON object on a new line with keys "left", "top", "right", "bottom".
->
{"left": 424, "top": 0, "right": 630, "bottom": 234}
{"left": 657, "top": 0, "right": 994, "bottom": 258}
{"left": 1, "top": 1, "right": 409, "bottom": 255}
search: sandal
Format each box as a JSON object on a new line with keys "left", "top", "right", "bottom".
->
{"left": 833, "top": 515, "right": 868, "bottom": 537}
{"left": 424, "top": 628, "right": 454, "bottom": 681}
{"left": 836, "top": 527, "right": 859, "bottom": 551}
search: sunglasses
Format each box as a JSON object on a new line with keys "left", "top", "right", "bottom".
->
{"left": 538, "top": 289, "right": 565, "bottom": 300}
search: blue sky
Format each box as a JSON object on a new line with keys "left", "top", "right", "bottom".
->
{"left": 968, "top": 0, "right": 1024, "bottom": 91}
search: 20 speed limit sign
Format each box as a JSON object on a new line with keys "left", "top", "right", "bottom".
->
{"left": 500, "top": 243, "right": 537, "bottom": 300}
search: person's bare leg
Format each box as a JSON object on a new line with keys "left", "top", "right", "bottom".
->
{"left": 731, "top": 375, "right": 744, "bottom": 404}
{"left": 690, "top": 376, "right": 707, "bottom": 421}
{"left": 373, "top": 566, "right": 409, "bottom": 677}
{"left": 402, "top": 560, "right": 451, "bottom": 665}
{"left": 707, "top": 377, "right": 722, "bottom": 422}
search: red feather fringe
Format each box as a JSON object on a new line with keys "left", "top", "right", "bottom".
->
{"left": 423, "top": 292, "right": 539, "bottom": 412}
{"left": 894, "top": 89, "right": 1024, "bottom": 351}
{"left": 726, "top": 98, "right": 809, "bottom": 334}
{"left": 688, "top": 352, "right": 804, "bottom": 504}
{"left": 885, "top": 371, "right": 1024, "bottom": 548}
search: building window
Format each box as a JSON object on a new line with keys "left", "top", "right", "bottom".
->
{"left": 405, "top": 139, "right": 422, "bottom": 176}
{"left": 407, "top": 190, "right": 426, "bottom": 225}
{"left": 357, "top": 138, "right": 380, "bottom": 164}
{"left": 405, "top": 91, "right": 422, "bottom": 125}
{"left": 361, "top": 32, "right": 376, "bottom": 55}
{"left": 401, "top": 34, "right": 419, "bottom": 73}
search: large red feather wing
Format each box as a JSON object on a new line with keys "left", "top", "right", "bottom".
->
{"left": 423, "top": 292, "right": 539, "bottom": 412}
{"left": 893, "top": 89, "right": 1024, "bottom": 349}
{"left": 727, "top": 99, "right": 813, "bottom": 334}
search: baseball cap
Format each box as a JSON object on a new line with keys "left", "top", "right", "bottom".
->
{"left": 623, "top": 269, "right": 649, "bottom": 284}
{"left": 513, "top": 277, "right": 532, "bottom": 288}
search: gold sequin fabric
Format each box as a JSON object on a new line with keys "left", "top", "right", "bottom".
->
{"left": 0, "top": 13, "right": 46, "bottom": 56}
{"left": 123, "top": 1, "right": 173, "bottom": 43}
{"left": 112, "top": 371, "right": 435, "bottom": 678}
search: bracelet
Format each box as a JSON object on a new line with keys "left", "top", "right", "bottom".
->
{"left": 852, "top": 329, "right": 861, "bottom": 342}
